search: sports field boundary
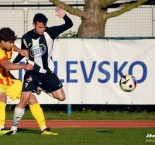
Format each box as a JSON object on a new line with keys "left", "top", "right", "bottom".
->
{"left": 5, "top": 120, "right": 155, "bottom": 128}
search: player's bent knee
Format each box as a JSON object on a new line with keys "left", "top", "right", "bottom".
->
{"left": 18, "top": 92, "right": 32, "bottom": 108}
{"left": 52, "top": 89, "right": 66, "bottom": 101}
{"left": 28, "top": 95, "right": 38, "bottom": 104}
{"left": 58, "top": 95, "right": 66, "bottom": 101}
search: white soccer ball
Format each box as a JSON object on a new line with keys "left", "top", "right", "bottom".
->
{"left": 119, "top": 75, "right": 137, "bottom": 92}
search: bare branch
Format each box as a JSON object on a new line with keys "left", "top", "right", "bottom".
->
{"left": 49, "top": 0, "right": 87, "bottom": 18}
{"left": 106, "top": 0, "right": 149, "bottom": 19}
{"left": 101, "top": 0, "right": 118, "bottom": 8}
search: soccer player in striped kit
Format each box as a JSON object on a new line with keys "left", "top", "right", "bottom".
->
{"left": 10, "top": 6, "right": 73, "bottom": 135}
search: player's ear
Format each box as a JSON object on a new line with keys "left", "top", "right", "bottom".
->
{"left": 32, "top": 23, "right": 35, "bottom": 27}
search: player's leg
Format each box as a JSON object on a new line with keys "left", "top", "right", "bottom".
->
{"left": 28, "top": 95, "right": 57, "bottom": 135}
{"left": 25, "top": 72, "right": 58, "bottom": 135}
{"left": 51, "top": 88, "right": 66, "bottom": 101}
{"left": 43, "top": 72, "right": 66, "bottom": 101}
{"left": 36, "top": 85, "right": 66, "bottom": 101}
{"left": 11, "top": 91, "right": 31, "bottom": 133}
{"left": 0, "top": 92, "right": 7, "bottom": 130}
{"left": 7, "top": 79, "right": 27, "bottom": 133}
{"left": 0, "top": 80, "right": 22, "bottom": 135}
{"left": 11, "top": 72, "right": 57, "bottom": 135}
{"left": 11, "top": 92, "right": 51, "bottom": 135}
{"left": 28, "top": 94, "right": 47, "bottom": 131}
{"left": 0, "top": 92, "right": 8, "bottom": 135}
{"left": 11, "top": 71, "right": 39, "bottom": 133}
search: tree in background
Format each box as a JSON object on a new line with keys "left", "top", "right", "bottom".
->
{"left": 49, "top": 0, "right": 149, "bottom": 37}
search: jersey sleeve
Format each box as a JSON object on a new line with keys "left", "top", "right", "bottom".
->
{"left": 21, "top": 36, "right": 29, "bottom": 50}
{"left": 47, "top": 14, "right": 73, "bottom": 39}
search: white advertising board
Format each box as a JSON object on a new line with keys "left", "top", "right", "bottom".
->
{"left": 8, "top": 38, "right": 155, "bottom": 105}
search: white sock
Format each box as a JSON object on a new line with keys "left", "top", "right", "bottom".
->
{"left": 11, "top": 107, "right": 25, "bottom": 131}
{"left": 40, "top": 126, "right": 47, "bottom": 131}
{"left": 0, "top": 126, "right": 4, "bottom": 130}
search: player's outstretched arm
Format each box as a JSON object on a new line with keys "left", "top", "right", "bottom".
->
{"left": 0, "top": 60, "right": 33, "bottom": 70}
{"left": 48, "top": 6, "right": 73, "bottom": 39}
{"left": 13, "top": 45, "right": 28, "bottom": 57}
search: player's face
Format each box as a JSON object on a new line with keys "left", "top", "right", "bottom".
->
{"left": 1, "top": 40, "right": 14, "bottom": 51}
{"left": 33, "top": 22, "right": 46, "bottom": 35}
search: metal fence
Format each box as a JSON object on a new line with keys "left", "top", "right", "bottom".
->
{"left": 0, "top": 0, "right": 154, "bottom": 38}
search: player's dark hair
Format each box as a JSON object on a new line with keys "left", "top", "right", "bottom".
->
{"left": 0, "top": 27, "right": 17, "bottom": 42}
{"left": 33, "top": 13, "right": 48, "bottom": 24}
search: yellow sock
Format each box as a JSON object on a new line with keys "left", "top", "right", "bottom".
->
{"left": 0, "top": 102, "right": 6, "bottom": 127}
{"left": 29, "top": 103, "right": 46, "bottom": 129}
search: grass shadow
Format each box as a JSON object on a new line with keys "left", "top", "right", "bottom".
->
{"left": 18, "top": 128, "right": 39, "bottom": 134}
{"left": 97, "top": 129, "right": 114, "bottom": 133}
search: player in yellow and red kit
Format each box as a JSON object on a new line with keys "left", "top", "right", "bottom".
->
{"left": 0, "top": 27, "right": 51, "bottom": 135}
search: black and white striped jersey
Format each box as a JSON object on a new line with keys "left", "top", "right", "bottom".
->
{"left": 13, "top": 14, "right": 73, "bottom": 73}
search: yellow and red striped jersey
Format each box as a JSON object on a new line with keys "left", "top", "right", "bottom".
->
{"left": 0, "top": 47, "right": 14, "bottom": 85}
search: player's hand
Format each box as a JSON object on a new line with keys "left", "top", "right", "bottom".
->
{"left": 25, "top": 64, "right": 33, "bottom": 70}
{"left": 55, "top": 6, "right": 65, "bottom": 18}
{"left": 19, "top": 49, "right": 28, "bottom": 57}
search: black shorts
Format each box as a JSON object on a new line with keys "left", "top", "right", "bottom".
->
{"left": 22, "top": 70, "right": 63, "bottom": 93}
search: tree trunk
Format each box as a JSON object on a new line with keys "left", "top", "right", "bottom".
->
{"left": 78, "top": 0, "right": 107, "bottom": 37}
{"left": 49, "top": 0, "right": 149, "bottom": 37}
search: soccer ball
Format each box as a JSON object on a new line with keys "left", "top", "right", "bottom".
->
{"left": 119, "top": 75, "right": 137, "bottom": 92}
